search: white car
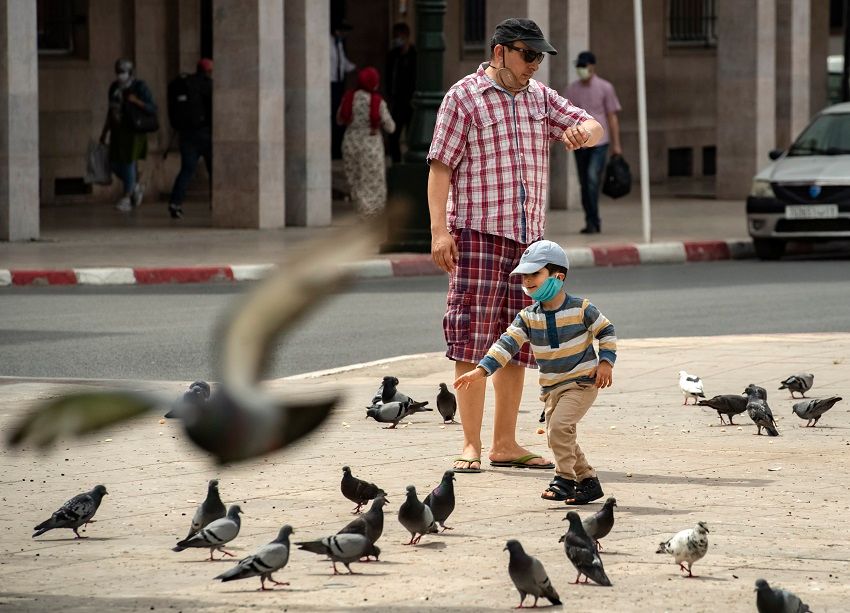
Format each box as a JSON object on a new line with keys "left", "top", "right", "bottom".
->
{"left": 747, "top": 102, "right": 850, "bottom": 260}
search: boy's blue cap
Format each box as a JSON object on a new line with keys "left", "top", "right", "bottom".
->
{"left": 511, "top": 240, "right": 569, "bottom": 274}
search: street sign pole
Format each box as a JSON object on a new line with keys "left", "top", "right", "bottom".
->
{"left": 634, "top": 0, "right": 652, "bottom": 244}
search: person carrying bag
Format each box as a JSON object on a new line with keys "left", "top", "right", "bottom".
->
{"left": 602, "top": 154, "right": 631, "bottom": 199}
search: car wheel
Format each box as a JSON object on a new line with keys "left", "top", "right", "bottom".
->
{"left": 753, "top": 238, "right": 786, "bottom": 260}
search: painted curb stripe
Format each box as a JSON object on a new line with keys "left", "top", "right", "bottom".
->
{"left": 133, "top": 266, "right": 234, "bottom": 284}
{"left": 683, "top": 240, "right": 731, "bottom": 261}
{"left": 390, "top": 257, "right": 443, "bottom": 277}
{"left": 636, "top": 242, "right": 687, "bottom": 264}
{"left": 231, "top": 264, "right": 276, "bottom": 281}
{"left": 75, "top": 267, "right": 136, "bottom": 285}
{"left": 12, "top": 270, "right": 78, "bottom": 286}
{"left": 0, "top": 270, "right": 11, "bottom": 286}
{"left": 591, "top": 245, "right": 641, "bottom": 267}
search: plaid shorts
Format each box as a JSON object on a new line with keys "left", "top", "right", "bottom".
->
{"left": 443, "top": 228, "right": 537, "bottom": 368}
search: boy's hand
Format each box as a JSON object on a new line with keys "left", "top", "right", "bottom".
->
{"left": 454, "top": 367, "right": 486, "bottom": 390}
{"left": 594, "top": 361, "right": 613, "bottom": 389}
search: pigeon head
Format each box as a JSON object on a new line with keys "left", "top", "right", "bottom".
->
{"left": 442, "top": 470, "right": 456, "bottom": 482}
{"left": 208, "top": 478, "right": 219, "bottom": 488}
{"left": 342, "top": 466, "right": 351, "bottom": 474}
{"left": 405, "top": 485, "right": 417, "bottom": 497}
{"left": 372, "top": 494, "right": 389, "bottom": 508}
{"left": 754, "top": 578, "right": 770, "bottom": 592}
{"left": 604, "top": 497, "right": 617, "bottom": 508}
{"left": 744, "top": 384, "right": 767, "bottom": 400}
{"left": 190, "top": 380, "right": 211, "bottom": 396}
{"left": 92, "top": 484, "right": 108, "bottom": 497}
{"left": 368, "top": 544, "right": 381, "bottom": 560}
{"left": 366, "top": 408, "right": 379, "bottom": 420}
{"left": 565, "top": 510, "right": 582, "bottom": 528}
{"left": 276, "top": 525, "right": 294, "bottom": 541}
{"left": 695, "top": 521, "right": 709, "bottom": 534}
{"left": 439, "top": 383, "right": 448, "bottom": 391}
{"left": 227, "top": 505, "right": 243, "bottom": 518}
{"left": 503, "top": 538, "right": 523, "bottom": 553}
{"left": 383, "top": 376, "right": 399, "bottom": 386}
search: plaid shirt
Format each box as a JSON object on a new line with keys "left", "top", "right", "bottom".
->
{"left": 428, "top": 63, "right": 593, "bottom": 243}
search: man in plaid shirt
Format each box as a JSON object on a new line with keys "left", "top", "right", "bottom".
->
{"left": 427, "top": 18, "right": 603, "bottom": 474}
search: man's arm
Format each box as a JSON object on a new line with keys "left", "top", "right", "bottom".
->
{"left": 428, "top": 160, "right": 457, "bottom": 273}
{"left": 607, "top": 112, "right": 622, "bottom": 156}
{"left": 562, "top": 118, "right": 604, "bottom": 150}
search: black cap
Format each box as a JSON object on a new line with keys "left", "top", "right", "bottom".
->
{"left": 575, "top": 51, "right": 596, "bottom": 67}
{"left": 492, "top": 18, "right": 557, "bottom": 55}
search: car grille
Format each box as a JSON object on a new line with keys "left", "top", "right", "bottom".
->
{"left": 775, "top": 218, "right": 850, "bottom": 232}
{"left": 772, "top": 184, "right": 850, "bottom": 204}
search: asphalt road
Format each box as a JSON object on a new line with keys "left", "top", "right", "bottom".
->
{"left": 1, "top": 259, "right": 848, "bottom": 381}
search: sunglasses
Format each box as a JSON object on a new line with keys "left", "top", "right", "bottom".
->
{"left": 502, "top": 43, "right": 544, "bottom": 64}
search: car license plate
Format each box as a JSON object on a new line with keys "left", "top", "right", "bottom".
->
{"left": 785, "top": 204, "right": 839, "bottom": 219}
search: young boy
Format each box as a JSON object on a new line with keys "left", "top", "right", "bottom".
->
{"left": 454, "top": 240, "right": 616, "bottom": 504}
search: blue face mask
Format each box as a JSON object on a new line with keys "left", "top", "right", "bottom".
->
{"left": 524, "top": 275, "right": 564, "bottom": 303}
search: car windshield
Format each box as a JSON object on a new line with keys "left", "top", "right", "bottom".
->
{"left": 787, "top": 113, "right": 850, "bottom": 156}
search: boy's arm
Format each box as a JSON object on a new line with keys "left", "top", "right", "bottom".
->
{"left": 583, "top": 301, "right": 617, "bottom": 388}
{"left": 455, "top": 313, "right": 529, "bottom": 390}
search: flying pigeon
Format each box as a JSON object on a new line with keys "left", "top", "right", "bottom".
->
{"left": 779, "top": 373, "right": 814, "bottom": 399}
{"left": 173, "top": 504, "right": 242, "bottom": 560}
{"left": 792, "top": 396, "right": 842, "bottom": 427}
{"left": 296, "top": 533, "right": 379, "bottom": 575}
{"left": 504, "top": 539, "right": 562, "bottom": 608}
{"left": 398, "top": 485, "right": 437, "bottom": 545}
{"left": 338, "top": 494, "right": 388, "bottom": 553}
{"left": 580, "top": 497, "right": 617, "bottom": 551}
{"left": 678, "top": 371, "right": 705, "bottom": 405}
{"left": 183, "top": 479, "right": 226, "bottom": 540}
{"left": 656, "top": 521, "right": 709, "bottom": 577}
{"left": 340, "top": 466, "right": 386, "bottom": 514}
{"left": 6, "top": 217, "right": 387, "bottom": 464}
{"left": 214, "top": 525, "right": 293, "bottom": 590}
{"left": 754, "top": 578, "right": 812, "bottom": 613}
{"left": 697, "top": 394, "right": 748, "bottom": 425}
{"left": 165, "top": 380, "right": 211, "bottom": 418}
{"left": 32, "top": 484, "right": 108, "bottom": 539}
{"left": 436, "top": 383, "right": 458, "bottom": 424}
{"left": 423, "top": 470, "right": 456, "bottom": 531}
{"left": 366, "top": 399, "right": 431, "bottom": 429}
{"left": 560, "top": 511, "right": 612, "bottom": 586}
{"left": 745, "top": 384, "right": 779, "bottom": 436}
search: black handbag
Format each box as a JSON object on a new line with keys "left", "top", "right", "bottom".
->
{"left": 602, "top": 154, "right": 631, "bottom": 199}
{"left": 124, "top": 101, "right": 160, "bottom": 133}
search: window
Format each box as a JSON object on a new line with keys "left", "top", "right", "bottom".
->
{"left": 463, "top": 0, "right": 486, "bottom": 56}
{"left": 667, "top": 0, "right": 717, "bottom": 48}
{"left": 37, "top": 0, "right": 88, "bottom": 58}
{"left": 668, "top": 147, "right": 693, "bottom": 177}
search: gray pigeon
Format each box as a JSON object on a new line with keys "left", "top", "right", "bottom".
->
{"left": 423, "top": 470, "right": 456, "bottom": 531}
{"left": 779, "top": 373, "right": 814, "bottom": 398}
{"left": 297, "top": 533, "right": 379, "bottom": 575}
{"left": 366, "top": 399, "right": 432, "bottom": 429}
{"left": 745, "top": 384, "right": 779, "bottom": 436}
{"left": 793, "top": 396, "right": 842, "bottom": 427}
{"left": 504, "top": 539, "right": 562, "bottom": 608}
{"left": 755, "top": 578, "right": 812, "bottom": 613}
{"left": 165, "top": 380, "right": 211, "bottom": 418}
{"left": 371, "top": 376, "right": 399, "bottom": 404}
{"left": 183, "top": 478, "right": 226, "bottom": 540}
{"left": 215, "top": 525, "right": 293, "bottom": 590}
{"left": 398, "top": 485, "right": 437, "bottom": 545}
{"left": 32, "top": 484, "right": 108, "bottom": 539}
{"left": 560, "top": 511, "right": 612, "bottom": 586}
{"left": 656, "top": 521, "right": 709, "bottom": 577}
{"left": 7, "top": 217, "right": 388, "bottom": 463}
{"left": 340, "top": 466, "right": 386, "bottom": 514}
{"left": 379, "top": 376, "right": 408, "bottom": 403}
{"left": 580, "top": 497, "right": 617, "bottom": 550}
{"left": 697, "top": 394, "right": 748, "bottom": 425}
{"left": 173, "top": 504, "right": 242, "bottom": 560}
{"left": 436, "top": 383, "right": 458, "bottom": 424}
{"left": 338, "top": 494, "right": 388, "bottom": 547}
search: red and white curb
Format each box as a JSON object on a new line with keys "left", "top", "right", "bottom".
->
{"left": 0, "top": 239, "right": 754, "bottom": 287}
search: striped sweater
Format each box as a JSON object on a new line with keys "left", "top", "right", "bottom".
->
{"left": 479, "top": 294, "right": 617, "bottom": 393}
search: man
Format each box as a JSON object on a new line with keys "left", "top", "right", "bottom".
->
{"left": 330, "top": 21, "right": 356, "bottom": 160}
{"left": 385, "top": 22, "right": 417, "bottom": 163}
{"left": 564, "top": 51, "right": 622, "bottom": 234}
{"left": 427, "top": 18, "right": 604, "bottom": 473}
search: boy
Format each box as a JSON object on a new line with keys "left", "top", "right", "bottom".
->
{"left": 454, "top": 240, "right": 616, "bottom": 504}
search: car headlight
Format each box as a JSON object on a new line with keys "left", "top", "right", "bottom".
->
{"left": 749, "top": 179, "right": 775, "bottom": 199}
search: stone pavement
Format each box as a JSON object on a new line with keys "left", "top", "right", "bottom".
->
{"left": 2, "top": 333, "right": 849, "bottom": 611}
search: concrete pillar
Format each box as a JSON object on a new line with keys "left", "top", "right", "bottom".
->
{"left": 788, "top": 0, "right": 810, "bottom": 138}
{"left": 178, "top": 0, "right": 202, "bottom": 74}
{"left": 0, "top": 0, "right": 39, "bottom": 241}
{"left": 284, "top": 0, "right": 331, "bottom": 226}
{"left": 716, "top": 0, "right": 776, "bottom": 200}
{"left": 212, "top": 0, "right": 285, "bottom": 229}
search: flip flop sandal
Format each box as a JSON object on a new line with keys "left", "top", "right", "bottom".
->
{"left": 490, "top": 453, "right": 555, "bottom": 470}
{"left": 453, "top": 457, "right": 482, "bottom": 473}
{"left": 541, "top": 476, "right": 576, "bottom": 501}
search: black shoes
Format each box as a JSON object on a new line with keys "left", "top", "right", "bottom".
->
{"left": 168, "top": 203, "right": 183, "bottom": 219}
{"left": 579, "top": 226, "right": 601, "bottom": 234}
{"left": 570, "top": 476, "right": 604, "bottom": 505}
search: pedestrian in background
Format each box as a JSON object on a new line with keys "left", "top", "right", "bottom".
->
{"left": 564, "top": 51, "right": 622, "bottom": 234}
{"left": 385, "top": 22, "right": 417, "bottom": 163}
{"left": 331, "top": 20, "right": 357, "bottom": 160}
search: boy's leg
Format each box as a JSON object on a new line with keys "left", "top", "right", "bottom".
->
{"left": 453, "top": 360, "right": 484, "bottom": 471}
{"left": 546, "top": 384, "right": 598, "bottom": 481}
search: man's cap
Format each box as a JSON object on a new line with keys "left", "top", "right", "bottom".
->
{"left": 575, "top": 51, "right": 596, "bottom": 67}
{"left": 511, "top": 240, "right": 570, "bottom": 275}
{"left": 493, "top": 18, "right": 557, "bottom": 55}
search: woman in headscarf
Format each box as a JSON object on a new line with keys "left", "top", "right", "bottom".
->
{"left": 337, "top": 67, "right": 396, "bottom": 217}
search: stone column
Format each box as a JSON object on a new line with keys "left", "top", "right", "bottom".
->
{"left": 788, "top": 0, "right": 810, "bottom": 138}
{"left": 716, "top": 0, "right": 776, "bottom": 200}
{"left": 212, "top": 0, "right": 285, "bottom": 228}
{"left": 177, "top": 0, "right": 201, "bottom": 74}
{"left": 284, "top": 0, "right": 331, "bottom": 226}
{"left": 0, "top": 0, "right": 39, "bottom": 241}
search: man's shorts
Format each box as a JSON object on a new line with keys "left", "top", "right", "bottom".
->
{"left": 443, "top": 228, "right": 537, "bottom": 368}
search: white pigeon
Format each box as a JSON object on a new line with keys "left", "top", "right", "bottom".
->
{"left": 678, "top": 371, "right": 705, "bottom": 405}
{"left": 656, "top": 521, "right": 709, "bottom": 577}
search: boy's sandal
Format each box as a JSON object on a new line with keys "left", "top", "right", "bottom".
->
{"left": 541, "top": 476, "right": 575, "bottom": 501}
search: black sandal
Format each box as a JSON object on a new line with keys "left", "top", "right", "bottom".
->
{"left": 541, "top": 476, "right": 576, "bottom": 501}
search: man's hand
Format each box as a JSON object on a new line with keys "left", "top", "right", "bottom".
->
{"left": 126, "top": 93, "right": 144, "bottom": 108}
{"left": 594, "top": 361, "right": 613, "bottom": 389}
{"left": 454, "top": 366, "right": 486, "bottom": 390}
{"left": 431, "top": 228, "right": 458, "bottom": 273}
{"left": 611, "top": 144, "right": 623, "bottom": 156}
{"left": 562, "top": 124, "right": 590, "bottom": 151}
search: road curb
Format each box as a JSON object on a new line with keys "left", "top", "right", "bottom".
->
{"left": 0, "top": 238, "right": 753, "bottom": 287}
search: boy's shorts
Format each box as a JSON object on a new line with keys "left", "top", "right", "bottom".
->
{"left": 442, "top": 228, "right": 536, "bottom": 368}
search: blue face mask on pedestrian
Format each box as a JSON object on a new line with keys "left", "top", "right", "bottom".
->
{"left": 523, "top": 275, "right": 564, "bottom": 302}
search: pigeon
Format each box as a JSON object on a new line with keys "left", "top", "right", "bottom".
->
{"left": 560, "top": 511, "right": 612, "bottom": 586}
{"left": 504, "top": 539, "right": 562, "bottom": 608}
{"left": 183, "top": 479, "right": 227, "bottom": 540}
{"left": 297, "top": 533, "right": 379, "bottom": 575}
{"left": 338, "top": 494, "right": 388, "bottom": 553}
{"left": 745, "top": 384, "right": 779, "bottom": 436}
{"left": 6, "top": 216, "right": 388, "bottom": 463}
{"left": 398, "top": 485, "right": 437, "bottom": 545}
{"left": 423, "top": 470, "right": 456, "bottom": 531}
{"left": 792, "top": 396, "right": 842, "bottom": 427}
{"left": 340, "top": 466, "right": 386, "bottom": 514}
{"left": 656, "top": 521, "right": 709, "bottom": 577}
{"left": 32, "top": 485, "right": 108, "bottom": 539}
{"left": 366, "top": 399, "right": 432, "bottom": 429}
{"left": 214, "top": 525, "right": 293, "bottom": 590}
{"left": 379, "top": 376, "right": 409, "bottom": 404}
{"left": 779, "top": 373, "right": 814, "bottom": 398}
{"left": 754, "top": 578, "right": 812, "bottom": 613}
{"left": 165, "top": 380, "right": 211, "bottom": 418}
{"left": 173, "top": 504, "right": 242, "bottom": 560}
{"left": 697, "top": 394, "right": 748, "bottom": 425}
{"left": 436, "top": 383, "right": 458, "bottom": 424}
{"left": 580, "top": 497, "right": 617, "bottom": 551}
{"left": 678, "top": 371, "right": 705, "bottom": 405}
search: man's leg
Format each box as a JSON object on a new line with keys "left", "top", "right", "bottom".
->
{"left": 487, "top": 363, "right": 551, "bottom": 465}
{"left": 453, "top": 361, "right": 485, "bottom": 471}
{"left": 573, "top": 149, "right": 593, "bottom": 231}
{"left": 168, "top": 134, "right": 201, "bottom": 217}
{"left": 584, "top": 144, "right": 609, "bottom": 231}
